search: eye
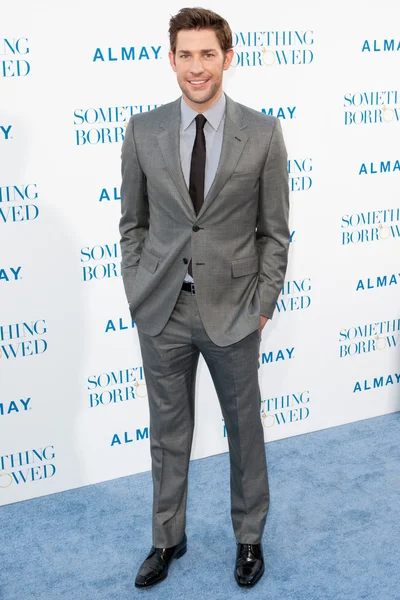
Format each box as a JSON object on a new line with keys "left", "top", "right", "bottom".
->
{"left": 179, "top": 54, "right": 189, "bottom": 59}
{"left": 204, "top": 53, "right": 214, "bottom": 58}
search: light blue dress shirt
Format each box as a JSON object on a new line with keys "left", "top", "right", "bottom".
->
{"left": 180, "top": 92, "right": 226, "bottom": 282}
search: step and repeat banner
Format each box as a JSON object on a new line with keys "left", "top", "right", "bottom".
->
{"left": 1, "top": 1, "right": 399, "bottom": 505}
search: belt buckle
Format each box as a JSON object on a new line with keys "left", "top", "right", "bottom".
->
{"left": 190, "top": 282, "right": 195, "bottom": 295}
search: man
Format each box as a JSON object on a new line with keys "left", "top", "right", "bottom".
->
{"left": 119, "top": 6, "right": 290, "bottom": 589}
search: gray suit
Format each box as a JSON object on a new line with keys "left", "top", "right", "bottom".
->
{"left": 119, "top": 94, "right": 290, "bottom": 547}
{"left": 120, "top": 94, "right": 289, "bottom": 347}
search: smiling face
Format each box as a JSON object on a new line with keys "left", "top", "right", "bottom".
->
{"left": 168, "top": 28, "right": 234, "bottom": 112}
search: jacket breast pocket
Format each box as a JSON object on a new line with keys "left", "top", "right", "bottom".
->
{"left": 139, "top": 247, "right": 160, "bottom": 274}
{"left": 231, "top": 255, "right": 259, "bottom": 278}
{"left": 228, "top": 170, "right": 260, "bottom": 193}
{"left": 230, "top": 169, "right": 260, "bottom": 180}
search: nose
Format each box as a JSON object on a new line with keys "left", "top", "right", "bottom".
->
{"left": 189, "top": 57, "right": 204, "bottom": 75}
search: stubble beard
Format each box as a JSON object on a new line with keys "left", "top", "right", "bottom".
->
{"left": 181, "top": 77, "right": 222, "bottom": 107}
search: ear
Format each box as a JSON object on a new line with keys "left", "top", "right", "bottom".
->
{"left": 168, "top": 51, "right": 177, "bottom": 73}
{"left": 223, "top": 48, "right": 234, "bottom": 71}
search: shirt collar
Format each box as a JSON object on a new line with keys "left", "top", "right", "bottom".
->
{"left": 181, "top": 92, "right": 226, "bottom": 132}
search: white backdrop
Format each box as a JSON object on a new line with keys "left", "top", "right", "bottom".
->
{"left": 1, "top": 0, "right": 400, "bottom": 506}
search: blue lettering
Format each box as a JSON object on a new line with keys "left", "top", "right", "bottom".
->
{"left": 343, "top": 93, "right": 352, "bottom": 107}
{"left": 0, "top": 125, "right": 12, "bottom": 139}
{"left": 152, "top": 46, "right": 161, "bottom": 59}
{"left": 356, "top": 279, "right": 364, "bottom": 291}
{"left": 12, "top": 470, "right": 28, "bottom": 484}
{"left": 80, "top": 247, "right": 92, "bottom": 262}
{"left": 118, "top": 318, "right": 128, "bottom": 331}
{"left": 93, "top": 48, "right": 104, "bottom": 62}
{"left": 122, "top": 47, "right": 135, "bottom": 60}
{"left": 99, "top": 188, "right": 110, "bottom": 201}
{"left": 275, "top": 50, "right": 288, "bottom": 65}
{"left": 105, "top": 319, "right": 116, "bottom": 333}
{"left": 0, "top": 343, "right": 18, "bottom": 359}
{"left": 387, "top": 335, "right": 399, "bottom": 348}
{"left": 276, "top": 107, "right": 285, "bottom": 119}
{"left": 20, "top": 398, "right": 31, "bottom": 411}
{"left": 377, "top": 275, "right": 387, "bottom": 287}
{"left": 9, "top": 401, "right": 19, "bottom": 413}
{"left": 0, "top": 266, "right": 23, "bottom": 281}
{"left": 383, "top": 40, "right": 394, "bottom": 51}
{"left": 359, "top": 163, "right": 367, "bottom": 175}
{"left": 390, "top": 224, "right": 400, "bottom": 238}
{"left": 261, "top": 347, "right": 294, "bottom": 364}
{"left": 139, "top": 47, "right": 149, "bottom": 60}
{"left": 136, "top": 427, "right": 149, "bottom": 441}
{"left": 0, "top": 339, "right": 47, "bottom": 359}
{"left": 10, "top": 266, "right": 21, "bottom": 279}
{"left": 276, "top": 296, "right": 311, "bottom": 312}
{"left": 107, "top": 48, "right": 117, "bottom": 61}
{"left": 99, "top": 187, "right": 120, "bottom": 201}
{"left": 87, "top": 376, "right": 97, "bottom": 390}
{"left": 0, "top": 398, "right": 31, "bottom": 415}
{"left": 274, "top": 411, "right": 287, "bottom": 424}
{"left": 262, "top": 351, "right": 273, "bottom": 364}
{"left": 73, "top": 109, "right": 84, "bottom": 125}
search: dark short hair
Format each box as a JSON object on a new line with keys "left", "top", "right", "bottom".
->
{"left": 169, "top": 7, "right": 233, "bottom": 54}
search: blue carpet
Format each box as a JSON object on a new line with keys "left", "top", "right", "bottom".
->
{"left": 2, "top": 412, "right": 400, "bottom": 600}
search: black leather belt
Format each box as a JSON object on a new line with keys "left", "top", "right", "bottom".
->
{"left": 181, "top": 281, "right": 196, "bottom": 294}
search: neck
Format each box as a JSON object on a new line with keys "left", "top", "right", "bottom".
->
{"left": 183, "top": 88, "right": 223, "bottom": 113}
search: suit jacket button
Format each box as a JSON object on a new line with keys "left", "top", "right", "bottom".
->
{"left": 183, "top": 258, "right": 189, "bottom": 264}
{"left": 192, "top": 225, "right": 200, "bottom": 232}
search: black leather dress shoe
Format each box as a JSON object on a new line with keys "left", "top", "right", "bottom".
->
{"left": 134, "top": 534, "right": 187, "bottom": 588}
{"left": 234, "top": 542, "right": 265, "bottom": 587}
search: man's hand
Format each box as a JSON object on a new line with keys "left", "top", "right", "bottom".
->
{"left": 259, "top": 315, "right": 269, "bottom": 334}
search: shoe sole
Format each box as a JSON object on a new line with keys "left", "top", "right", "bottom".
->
{"left": 135, "top": 545, "right": 187, "bottom": 589}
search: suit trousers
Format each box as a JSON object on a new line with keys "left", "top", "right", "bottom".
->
{"left": 136, "top": 288, "right": 270, "bottom": 548}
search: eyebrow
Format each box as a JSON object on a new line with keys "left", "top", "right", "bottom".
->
{"left": 177, "top": 49, "right": 217, "bottom": 54}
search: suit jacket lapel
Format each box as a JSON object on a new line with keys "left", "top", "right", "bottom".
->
{"left": 156, "top": 94, "right": 249, "bottom": 219}
{"left": 197, "top": 95, "right": 249, "bottom": 218}
{"left": 156, "top": 98, "right": 196, "bottom": 217}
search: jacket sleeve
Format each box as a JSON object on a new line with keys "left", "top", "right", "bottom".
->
{"left": 119, "top": 116, "right": 149, "bottom": 303}
{"left": 256, "top": 117, "right": 290, "bottom": 319}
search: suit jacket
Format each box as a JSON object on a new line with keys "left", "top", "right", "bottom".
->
{"left": 119, "top": 94, "right": 290, "bottom": 347}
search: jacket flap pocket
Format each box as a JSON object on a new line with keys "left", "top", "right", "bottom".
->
{"left": 139, "top": 247, "right": 159, "bottom": 274}
{"left": 231, "top": 255, "right": 259, "bottom": 278}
